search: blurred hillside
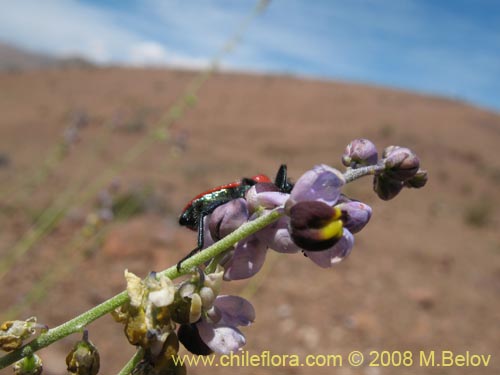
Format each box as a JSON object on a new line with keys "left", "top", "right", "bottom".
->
{"left": 0, "top": 41, "right": 93, "bottom": 72}
{"left": 0, "top": 65, "right": 499, "bottom": 374}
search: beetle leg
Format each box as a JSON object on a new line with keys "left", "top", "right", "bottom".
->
{"left": 177, "top": 214, "right": 205, "bottom": 271}
{"left": 275, "top": 164, "right": 293, "bottom": 193}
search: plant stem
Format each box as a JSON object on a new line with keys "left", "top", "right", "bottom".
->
{"left": 0, "top": 208, "right": 283, "bottom": 370}
{"left": 117, "top": 348, "right": 145, "bottom": 375}
{"left": 343, "top": 164, "right": 385, "bottom": 183}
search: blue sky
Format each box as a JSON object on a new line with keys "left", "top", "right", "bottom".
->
{"left": 1, "top": 0, "right": 499, "bottom": 111}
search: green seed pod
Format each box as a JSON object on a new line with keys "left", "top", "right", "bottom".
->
{"left": 13, "top": 354, "right": 43, "bottom": 375}
{"left": 66, "top": 332, "right": 100, "bottom": 375}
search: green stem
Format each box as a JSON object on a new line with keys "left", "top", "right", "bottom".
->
{"left": 0, "top": 208, "right": 283, "bottom": 370}
{"left": 117, "top": 348, "right": 145, "bottom": 375}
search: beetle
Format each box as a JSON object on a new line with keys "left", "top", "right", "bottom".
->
{"left": 177, "top": 164, "right": 293, "bottom": 270}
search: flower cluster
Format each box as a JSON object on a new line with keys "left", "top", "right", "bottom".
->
{"left": 113, "top": 267, "right": 255, "bottom": 367}
{"left": 146, "top": 138, "right": 425, "bottom": 357}
{"left": 203, "top": 138, "right": 427, "bottom": 278}
{"left": 205, "top": 164, "right": 370, "bottom": 279}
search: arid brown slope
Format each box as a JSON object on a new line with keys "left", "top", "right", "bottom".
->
{"left": 0, "top": 67, "right": 499, "bottom": 374}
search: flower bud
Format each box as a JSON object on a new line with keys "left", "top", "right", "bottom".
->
{"left": 189, "top": 293, "right": 202, "bottom": 323}
{"left": 404, "top": 169, "right": 428, "bottom": 188}
{"left": 383, "top": 146, "right": 419, "bottom": 181}
{"left": 178, "top": 283, "right": 196, "bottom": 298}
{"left": 337, "top": 201, "right": 372, "bottom": 233}
{"left": 66, "top": 332, "right": 100, "bottom": 375}
{"left": 288, "top": 201, "right": 343, "bottom": 251}
{"left": 342, "top": 138, "right": 378, "bottom": 167}
{"left": 373, "top": 174, "right": 404, "bottom": 200}
{"left": 199, "top": 286, "right": 216, "bottom": 309}
{"left": 204, "top": 266, "right": 224, "bottom": 296}
{"left": 208, "top": 198, "right": 249, "bottom": 240}
{"left": 13, "top": 354, "right": 43, "bottom": 375}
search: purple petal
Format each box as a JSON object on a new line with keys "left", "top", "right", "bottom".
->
{"left": 289, "top": 164, "right": 345, "bottom": 206}
{"left": 337, "top": 201, "right": 372, "bottom": 233}
{"left": 208, "top": 198, "right": 249, "bottom": 240}
{"left": 342, "top": 138, "right": 378, "bottom": 167}
{"left": 246, "top": 185, "right": 289, "bottom": 213}
{"left": 223, "top": 235, "right": 268, "bottom": 280}
{"left": 213, "top": 295, "right": 255, "bottom": 326}
{"left": 201, "top": 216, "right": 215, "bottom": 249}
{"left": 305, "top": 229, "right": 354, "bottom": 268}
{"left": 256, "top": 216, "right": 301, "bottom": 253}
{"left": 197, "top": 321, "right": 246, "bottom": 354}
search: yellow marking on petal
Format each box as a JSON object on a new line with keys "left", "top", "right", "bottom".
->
{"left": 332, "top": 206, "right": 342, "bottom": 220}
{"left": 319, "top": 219, "right": 343, "bottom": 240}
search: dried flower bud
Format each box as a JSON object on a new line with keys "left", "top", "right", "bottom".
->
{"left": 342, "top": 138, "right": 378, "bottom": 167}
{"left": 383, "top": 146, "right": 420, "bottom": 181}
{"left": 288, "top": 201, "right": 343, "bottom": 251}
{"left": 13, "top": 354, "right": 43, "bottom": 375}
{"left": 66, "top": 332, "right": 100, "bottom": 375}
{"left": 123, "top": 307, "right": 148, "bottom": 346}
{"left": 124, "top": 270, "right": 146, "bottom": 308}
{"left": 115, "top": 271, "right": 175, "bottom": 348}
{"left": 373, "top": 174, "right": 404, "bottom": 200}
{"left": 140, "top": 332, "right": 186, "bottom": 375}
{"left": 0, "top": 317, "right": 44, "bottom": 352}
{"left": 146, "top": 273, "right": 175, "bottom": 308}
{"left": 404, "top": 169, "right": 428, "bottom": 188}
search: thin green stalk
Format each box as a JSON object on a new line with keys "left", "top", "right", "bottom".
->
{"left": 344, "top": 164, "right": 385, "bottom": 183}
{"left": 117, "top": 348, "right": 145, "bottom": 375}
{"left": 0, "top": 208, "right": 283, "bottom": 370}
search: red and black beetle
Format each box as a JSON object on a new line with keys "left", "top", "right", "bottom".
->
{"left": 177, "top": 164, "right": 293, "bottom": 269}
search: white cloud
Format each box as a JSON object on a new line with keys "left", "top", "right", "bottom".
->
{"left": 0, "top": 0, "right": 140, "bottom": 62}
{"left": 129, "top": 41, "right": 169, "bottom": 65}
{"left": 129, "top": 41, "right": 209, "bottom": 69}
{"left": 0, "top": 0, "right": 237, "bottom": 69}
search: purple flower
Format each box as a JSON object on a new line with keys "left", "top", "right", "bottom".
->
{"left": 178, "top": 295, "right": 255, "bottom": 355}
{"left": 219, "top": 165, "right": 372, "bottom": 279}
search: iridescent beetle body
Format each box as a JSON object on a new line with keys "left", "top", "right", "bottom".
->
{"left": 177, "top": 164, "right": 293, "bottom": 269}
